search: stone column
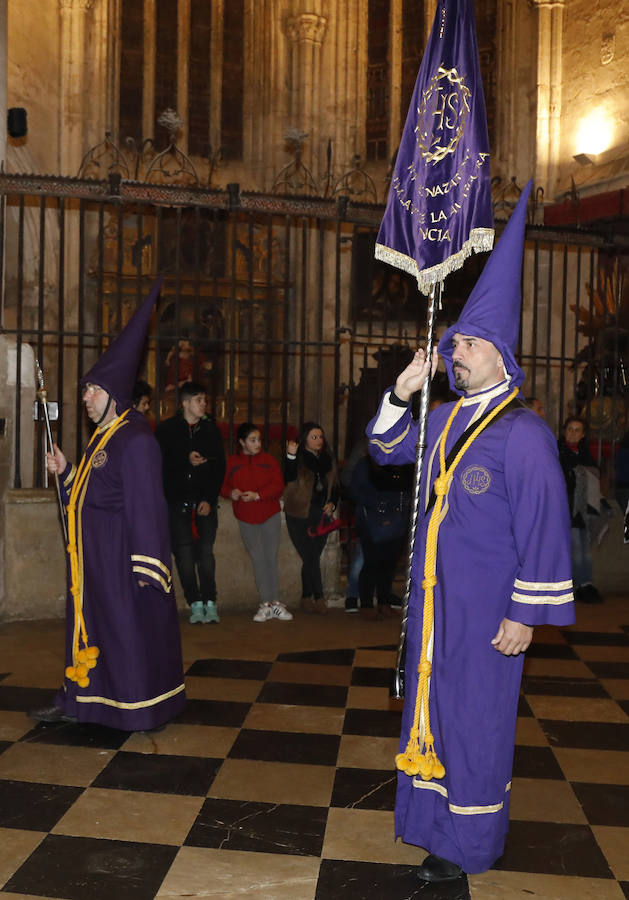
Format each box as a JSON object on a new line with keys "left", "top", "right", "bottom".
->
{"left": 59, "top": 0, "right": 94, "bottom": 175}
{"left": 531, "top": 0, "right": 564, "bottom": 196}
{"left": 284, "top": 8, "right": 327, "bottom": 172}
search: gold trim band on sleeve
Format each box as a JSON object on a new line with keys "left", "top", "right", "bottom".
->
{"left": 76, "top": 682, "right": 185, "bottom": 709}
{"left": 369, "top": 424, "right": 411, "bottom": 454}
{"left": 132, "top": 565, "right": 172, "bottom": 593}
{"left": 63, "top": 464, "right": 77, "bottom": 488}
{"left": 514, "top": 578, "right": 573, "bottom": 592}
{"left": 131, "top": 554, "right": 171, "bottom": 577}
{"left": 511, "top": 591, "right": 573, "bottom": 605}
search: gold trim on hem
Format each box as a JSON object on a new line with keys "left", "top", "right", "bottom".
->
{"left": 410, "top": 778, "right": 510, "bottom": 815}
{"left": 131, "top": 554, "right": 171, "bottom": 577}
{"left": 369, "top": 424, "right": 411, "bottom": 453}
{"left": 514, "top": 578, "right": 573, "bottom": 592}
{"left": 132, "top": 565, "right": 172, "bottom": 593}
{"left": 76, "top": 682, "right": 185, "bottom": 709}
{"left": 511, "top": 591, "right": 573, "bottom": 605}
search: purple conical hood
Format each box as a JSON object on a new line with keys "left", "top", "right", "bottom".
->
{"left": 438, "top": 181, "right": 533, "bottom": 394}
{"left": 81, "top": 276, "right": 163, "bottom": 411}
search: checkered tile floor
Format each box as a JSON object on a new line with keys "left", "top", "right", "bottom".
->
{"left": 0, "top": 597, "right": 628, "bottom": 900}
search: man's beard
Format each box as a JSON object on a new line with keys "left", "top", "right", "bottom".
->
{"left": 453, "top": 365, "right": 470, "bottom": 389}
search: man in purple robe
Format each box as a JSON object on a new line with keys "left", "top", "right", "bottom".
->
{"left": 367, "top": 185, "right": 575, "bottom": 881}
{"left": 31, "top": 280, "right": 186, "bottom": 731}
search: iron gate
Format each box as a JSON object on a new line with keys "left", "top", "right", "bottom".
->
{"left": 1, "top": 172, "right": 628, "bottom": 491}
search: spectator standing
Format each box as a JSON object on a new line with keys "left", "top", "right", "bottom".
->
{"left": 132, "top": 379, "right": 152, "bottom": 416}
{"left": 558, "top": 416, "right": 602, "bottom": 603}
{"left": 349, "top": 455, "right": 411, "bottom": 619}
{"left": 222, "top": 423, "right": 292, "bottom": 622}
{"left": 339, "top": 437, "right": 368, "bottom": 613}
{"left": 156, "top": 382, "right": 226, "bottom": 623}
{"left": 283, "top": 422, "right": 339, "bottom": 614}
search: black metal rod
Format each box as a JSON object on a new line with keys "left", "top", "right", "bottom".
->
{"left": 393, "top": 281, "right": 439, "bottom": 700}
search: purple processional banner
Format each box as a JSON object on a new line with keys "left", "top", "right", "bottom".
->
{"left": 376, "top": 0, "right": 494, "bottom": 295}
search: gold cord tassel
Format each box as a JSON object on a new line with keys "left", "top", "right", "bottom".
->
{"left": 397, "top": 388, "right": 519, "bottom": 781}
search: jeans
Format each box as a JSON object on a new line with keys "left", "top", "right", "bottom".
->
{"left": 285, "top": 513, "right": 328, "bottom": 599}
{"left": 169, "top": 503, "right": 218, "bottom": 606}
{"left": 346, "top": 540, "right": 364, "bottom": 597}
{"left": 570, "top": 526, "right": 593, "bottom": 587}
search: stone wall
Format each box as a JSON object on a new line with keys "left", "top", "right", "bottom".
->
{"left": 1, "top": 492, "right": 343, "bottom": 623}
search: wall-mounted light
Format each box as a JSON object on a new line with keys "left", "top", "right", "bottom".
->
{"left": 574, "top": 110, "right": 614, "bottom": 159}
{"left": 573, "top": 153, "right": 597, "bottom": 166}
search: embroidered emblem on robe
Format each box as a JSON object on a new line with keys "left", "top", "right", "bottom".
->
{"left": 91, "top": 450, "right": 108, "bottom": 469}
{"left": 461, "top": 465, "right": 491, "bottom": 494}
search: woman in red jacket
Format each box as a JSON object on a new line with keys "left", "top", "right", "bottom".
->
{"left": 222, "top": 423, "right": 293, "bottom": 622}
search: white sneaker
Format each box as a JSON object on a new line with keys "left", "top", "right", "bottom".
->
{"left": 253, "top": 602, "right": 293, "bottom": 622}
{"left": 269, "top": 602, "right": 293, "bottom": 621}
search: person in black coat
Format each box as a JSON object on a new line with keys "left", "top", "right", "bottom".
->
{"left": 349, "top": 455, "right": 412, "bottom": 619}
{"left": 156, "top": 382, "right": 226, "bottom": 623}
{"left": 557, "top": 416, "right": 601, "bottom": 604}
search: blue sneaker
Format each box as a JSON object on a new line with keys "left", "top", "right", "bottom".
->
{"left": 189, "top": 601, "right": 205, "bottom": 624}
{"left": 204, "top": 601, "right": 220, "bottom": 624}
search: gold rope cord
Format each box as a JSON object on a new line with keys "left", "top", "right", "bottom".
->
{"left": 64, "top": 411, "right": 130, "bottom": 687}
{"left": 396, "top": 388, "right": 519, "bottom": 782}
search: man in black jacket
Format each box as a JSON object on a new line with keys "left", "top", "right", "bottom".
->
{"left": 156, "top": 382, "right": 226, "bottom": 623}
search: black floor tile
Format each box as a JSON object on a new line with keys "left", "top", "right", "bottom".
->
{"left": 173, "top": 698, "right": 251, "bottom": 727}
{"left": 562, "top": 631, "right": 629, "bottom": 646}
{"left": 330, "top": 767, "right": 397, "bottom": 810}
{"left": 256, "top": 681, "right": 348, "bottom": 708}
{"left": 512, "top": 745, "right": 565, "bottom": 779}
{"left": 316, "top": 859, "right": 470, "bottom": 900}
{"left": 571, "top": 782, "right": 629, "bottom": 827}
{"left": 185, "top": 797, "right": 328, "bottom": 856}
{"left": 3, "top": 832, "right": 178, "bottom": 900}
{"left": 496, "top": 821, "right": 613, "bottom": 878}
{"left": 539, "top": 720, "right": 629, "bottom": 751}
{"left": 620, "top": 881, "right": 629, "bottom": 900}
{"left": 91, "top": 751, "right": 222, "bottom": 796}
{"left": 343, "top": 708, "right": 402, "bottom": 738}
{"left": 0, "top": 672, "right": 9, "bottom": 682}
{"left": 228, "top": 728, "right": 340, "bottom": 766}
{"left": 0, "top": 740, "right": 11, "bottom": 756}
{"left": 0, "top": 685, "right": 58, "bottom": 712}
{"left": 525, "top": 643, "right": 579, "bottom": 659}
{"left": 585, "top": 661, "right": 629, "bottom": 679}
{"left": 351, "top": 667, "right": 394, "bottom": 688}
{"left": 517, "top": 695, "right": 534, "bottom": 717}
{"left": 522, "top": 676, "right": 609, "bottom": 698}
{"left": 0, "top": 779, "right": 84, "bottom": 831}
{"left": 619, "top": 700, "right": 629, "bottom": 718}
{"left": 19, "top": 721, "right": 131, "bottom": 750}
{"left": 276, "top": 648, "right": 355, "bottom": 665}
{"left": 185, "top": 658, "right": 273, "bottom": 680}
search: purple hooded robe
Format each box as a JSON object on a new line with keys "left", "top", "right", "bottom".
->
{"left": 54, "top": 280, "right": 186, "bottom": 730}
{"left": 367, "top": 184, "right": 575, "bottom": 873}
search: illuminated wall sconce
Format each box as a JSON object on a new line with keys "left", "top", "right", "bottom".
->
{"left": 573, "top": 153, "right": 597, "bottom": 166}
{"left": 574, "top": 111, "right": 613, "bottom": 162}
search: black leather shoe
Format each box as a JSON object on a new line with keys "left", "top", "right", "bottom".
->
{"left": 28, "top": 705, "right": 77, "bottom": 724}
{"left": 417, "top": 854, "right": 463, "bottom": 882}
